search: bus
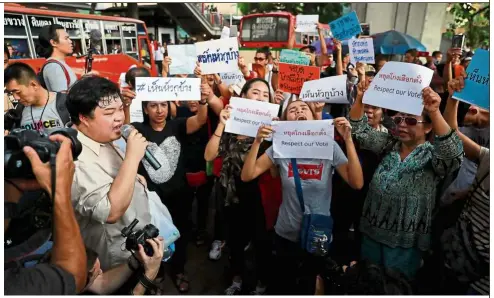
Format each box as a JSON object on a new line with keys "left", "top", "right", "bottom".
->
{"left": 4, "top": 3, "right": 158, "bottom": 83}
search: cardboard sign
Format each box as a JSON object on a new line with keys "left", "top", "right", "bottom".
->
{"left": 195, "top": 37, "right": 239, "bottom": 74}
{"left": 349, "top": 37, "right": 375, "bottom": 64}
{"left": 280, "top": 49, "right": 310, "bottom": 66}
{"left": 363, "top": 62, "right": 433, "bottom": 116}
{"left": 300, "top": 75, "right": 348, "bottom": 104}
{"left": 453, "top": 49, "right": 489, "bottom": 110}
{"left": 129, "top": 98, "right": 144, "bottom": 123}
{"left": 220, "top": 70, "right": 245, "bottom": 86}
{"left": 272, "top": 120, "right": 334, "bottom": 159}
{"left": 225, "top": 97, "right": 280, "bottom": 138}
{"left": 329, "top": 11, "right": 362, "bottom": 41}
{"left": 135, "top": 77, "right": 201, "bottom": 101}
{"left": 167, "top": 44, "right": 197, "bottom": 75}
{"left": 295, "top": 15, "right": 318, "bottom": 33}
{"left": 278, "top": 63, "right": 320, "bottom": 94}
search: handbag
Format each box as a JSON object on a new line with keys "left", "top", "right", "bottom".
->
{"left": 291, "top": 158, "right": 333, "bottom": 256}
{"left": 186, "top": 171, "right": 208, "bottom": 187}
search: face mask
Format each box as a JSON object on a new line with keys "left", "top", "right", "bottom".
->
{"left": 348, "top": 75, "right": 359, "bottom": 85}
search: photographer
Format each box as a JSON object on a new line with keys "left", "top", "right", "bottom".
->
{"left": 4, "top": 135, "right": 87, "bottom": 294}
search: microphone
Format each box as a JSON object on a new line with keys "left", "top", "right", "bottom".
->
{"left": 120, "top": 124, "right": 162, "bottom": 170}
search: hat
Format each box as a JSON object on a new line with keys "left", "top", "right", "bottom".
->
{"left": 365, "top": 64, "right": 376, "bottom": 75}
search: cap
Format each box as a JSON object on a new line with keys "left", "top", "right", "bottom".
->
{"left": 365, "top": 64, "right": 376, "bottom": 75}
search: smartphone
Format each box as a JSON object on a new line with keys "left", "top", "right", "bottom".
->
{"left": 452, "top": 35, "right": 465, "bottom": 49}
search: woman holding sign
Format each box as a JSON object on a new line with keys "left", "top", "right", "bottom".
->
{"left": 240, "top": 100, "right": 363, "bottom": 294}
{"left": 348, "top": 79, "right": 464, "bottom": 279}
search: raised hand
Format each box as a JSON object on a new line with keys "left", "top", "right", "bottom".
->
{"left": 422, "top": 87, "right": 441, "bottom": 114}
{"left": 219, "top": 105, "right": 232, "bottom": 125}
{"left": 255, "top": 124, "right": 274, "bottom": 143}
{"left": 334, "top": 117, "right": 352, "bottom": 141}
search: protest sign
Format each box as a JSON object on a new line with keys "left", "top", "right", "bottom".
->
{"left": 363, "top": 62, "right": 433, "bottom": 116}
{"left": 129, "top": 99, "right": 144, "bottom": 123}
{"left": 220, "top": 26, "right": 230, "bottom": 39}
{"left": 167, "top": 44, "right": 197, "bottom": 75}
{"left": 278, "top": 63, "right": 320, "bottom": 94}
{"left": 225, "top": 97, "right": 280, "bottom": 138}
{"left": 300, "top": 75, "right": 348, "bottom": 104}
{"left": 280, "top": 49, "right": 310, "bottom": 66}
{"left": 135, "top": 77, "right": 201, "bottom": 101}
{"left": 220, "top": 70, "right": 245, "bottom": 86}
{"left": 329, "top": 11, "right": 362, "bottom": 41}
{"left": 295, "top": 15, "right": 318, "bottom": 33}
{"left": 453, "top": 49, "right": 489, "bottom": 110}
{"left": 272, "top": 120, "right": 334, "bottom": 159}
{"left": 349, "top": 38, "right": 375, "bottom": 64}
{"left": 195, "top": 37, "right": 239, "bottom": 74}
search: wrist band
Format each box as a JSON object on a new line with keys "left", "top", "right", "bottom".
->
{"left": 213, "top": 133, "right": 221, "bottom": 138}
{"left": 138, "top": 272, "right": 158, "bottom": 292}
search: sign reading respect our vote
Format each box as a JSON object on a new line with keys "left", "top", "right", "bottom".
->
{"left": 452, "top": 49, "right": 490, "bottom": 110}
{"left": 272, "top": 120, "right": 334, "bottom": 160}
{"left": 363, "top": 62, "right": 433, "bottom": 116}
{"left": 167, "top": 44, "right": 197, "bottom": 75}
{"left": 280, "top": 49, "right": 310, "bottom": 66}
{"left": 135, "top": 77, "right": 201, "bottom": 101}
{"left": 195, "top": 37, "right": 239, "bottom": 75}
{"left": 299, "top": 75, "right": 348, "bottom": 104}
{"left": 278, "top": 63, "right": 321, "bottom": 95}
{"left": 349, "top": 37, "right": 375, "bottom": 65}
{"left": 295, "top": 14, "right": 319, "bottom": 33}
{"left": 225, "top": 97, "right": 280, "bottom": 138}
{"left": 329, "top": 11, "right": 362, "bottom": 41}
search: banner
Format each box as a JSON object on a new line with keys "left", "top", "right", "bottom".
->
{"left": 453, "top": 49, "right": 489, "bottom": 110}
{"left": 280, "top": 49, "right": 310, "bottom": 66}
{"left": 349, "top": 37, "right": 375, "bottom": 64}
{"left": 363, "top": 62, "right": 433, "bottom": 116}
{"left": 273, "top": 120, "right": 334, "bottom": 159}
{"left": 135, "top": 77, "right": 201, "bottom": 101}
{"left": 295, "top": 15, "right": 318, "bottom": 33}
{"left": 329, "top": 11, "right": 362, "bottom": 41}
{"left": 278, "top": 63, "right": 320, "bottom": 95}
{"left": 167, "top": 44, "right": 197, "bottom": 75}
{"left": 225, "top": 97, "right": 280, "bottom": 138}
{"left": 299, "top": 75, "right": 348, "bottom": 104}
{"left": 220, "top": 70, "right": 245, "bottom": 86}
{"left": 195, "top": 37, "right": 239, "bottom": 74}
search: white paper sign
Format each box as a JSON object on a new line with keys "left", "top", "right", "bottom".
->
{"left": 129, "top": 99, "right": 143, "bottom": 123}
{"left": 220, "top": 26, "right": 230, "bottom": 39}
{"left": 363, "top": 62, "right": 433, "bottom": 116}
{"left": 220, "top": 70, "right": 245, "bottom": 86}
{"left": 349, "top": 38, "right": 375, "bottom": 64}
{"left": 167, "top": 45, "right": 197, "bottom": 75}
{"left": 295, "top": 15, "right": 318, "bottom": 33}
{"left": 225, "top": 97, "right": 280, "bottom": 138}
{"left": 135, "top": 77, "right": 201, "bottom": 101}
{"left": 299, "top": 75, "right": 348, "bottom": 104}
{"left": 273, "top": 120, "right": 334, "bottom": 159}
{"left": 195, "top": 37, "right": 239, "bottom": 75}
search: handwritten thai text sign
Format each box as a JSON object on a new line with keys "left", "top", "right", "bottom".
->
{"left": 349, "top": 37, "right": 375, "bottom": 64}
{"left": 195, "top": 37, "right": 239, "bottom": 74}
{"left": 300, "top": 75, "right": 348, "bottom": 104}
{"left": 225, "top": 97, "right": 280, "bottom": 138}
{"left": 363, "top": 62, "right": 433, "bottom": 116}
{"left": 278, "top": 63, "right": 321, "bottom": 95}
{"left": 453, "top": 49, "right": 489, "bottom": 110}
{"left": 295, "top": 15, "right": 318, "bottom": 33}
{"left": 220, "top": 70, "right": 245, "bottom": 86}
{"left": 280, "top": 49, "right": 310, "bottom": 66}
{"left": 167, "top": 44, "right": 197, "bottom": 75}
{"left": 273, "top": 120, "right": 334, "bottom": 159}
{"left": 129, "top": 99, "right": 144, "bottom": 123}
{"left": 329, "top": 11, "right": 362, "bottom": 41}
{"left": 135, "top": 77, "right": 201, "bottom": 101}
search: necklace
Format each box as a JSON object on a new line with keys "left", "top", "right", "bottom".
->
{"left": 30, "top": 90, "right": 50, "bottom": 133}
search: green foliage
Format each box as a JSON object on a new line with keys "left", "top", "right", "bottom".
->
{"left": 237, "top": 3, "right": 350, "bottom": 24}
{"left": 447, "top": 3, "right": 489, "bottom": 48}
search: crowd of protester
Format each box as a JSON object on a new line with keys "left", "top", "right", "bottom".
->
{"left": 3, "top": 19, "right": 489, "bottom": 296}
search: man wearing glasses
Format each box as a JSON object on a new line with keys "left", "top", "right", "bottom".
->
{"left": 253, "top": 47, "right": 275, "bottom": 96}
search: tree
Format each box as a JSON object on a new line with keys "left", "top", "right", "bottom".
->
{"left": 446, "top": 3, "right": 489, "bottom": 49}
{"left": 238, "top": 3, "right": 350, "bottom": 24}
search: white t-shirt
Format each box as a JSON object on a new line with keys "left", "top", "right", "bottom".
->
{"left": 154, "top": 46, "right": 164, "bottom": 61}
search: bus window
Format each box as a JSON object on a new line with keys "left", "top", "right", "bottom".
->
{"left": 122, "top": 23, "right": 138, "bottom": 57}
{"left": 27, "top": 15, "right": 55, "bottom": 38}
{"left": 5, "top": 14, "right": 32, "bottom": 59}
{"left": 242, "top": 16, "right": 290, "bottom": 42}
{"left": 5, "top": 38, "right": 31, "bottom": 59}
{"left": 138, "top": 37, "right": 152, "bottom": 69}
{"left": 103, "top": 22, "right": 122, "bottom": 38}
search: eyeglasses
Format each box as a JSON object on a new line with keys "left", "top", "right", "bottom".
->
{"left": 254, "top": 57, "right": 265, "bottom": 62}
{"left": 392, "top": 116, "right": 427, "bottom": 126}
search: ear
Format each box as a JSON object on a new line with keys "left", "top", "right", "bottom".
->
{"left": 79, "top": 114, "right": 91, "bottom": 127}
{"left": 424, "top": 123, "right": 433, "bottom": 135}
{"left": 49, "top": 39, "right": 58, "bottom": 48}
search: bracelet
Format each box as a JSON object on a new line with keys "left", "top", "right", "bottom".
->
{"left": 138, "top": 272, "right": 158, "bottom": 293}
{"left": 213, "top": 133, "right": 221, "bottom": 138}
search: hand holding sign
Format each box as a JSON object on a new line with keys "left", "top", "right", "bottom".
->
{"left": 422, "top": 87, "right": 441, "bottom": 114}
{"left": 334, "top": 117, "right": 352, "bottom": 141}
{"left": 447, "top": 76, "right": 465, "bottom": 95}
{"left": 356, "top": 78, "right": 370, "bottom": 99}
{"left": 255, "top": 124, "right": 275, "bottom": 143}
{"left": 219, "top": 105, "right": 232, "bottom": 125}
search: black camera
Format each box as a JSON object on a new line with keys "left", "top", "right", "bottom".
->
{"left": 121, "top": 219, "right": 159, "bottom": 257}
{"left": 4, "top": 128, "right": 83, "bottom": 179}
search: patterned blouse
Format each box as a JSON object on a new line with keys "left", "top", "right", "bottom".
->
{"left": 350, "top": 116, "right": 463, "bottom": 251}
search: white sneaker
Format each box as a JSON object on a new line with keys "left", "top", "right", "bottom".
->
{"left": 225, "top": 282, "right": 242, "bottom": 295}
{"left": 209, "top": 240, "right": 225, "bottom": 260}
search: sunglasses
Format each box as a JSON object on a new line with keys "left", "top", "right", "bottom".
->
{"left": 392, "top": 116, "right": 427, "bottom": 126}
{"left": 254, "top": 57, "right": 266, "bottom": 62}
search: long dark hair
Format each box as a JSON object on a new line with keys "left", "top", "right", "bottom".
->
{"left": 240, "top": 78, "right": 272, "bottom": 102}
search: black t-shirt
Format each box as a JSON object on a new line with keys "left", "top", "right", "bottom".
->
{"left": 132, "top": 119, "right": 188, "bottom": 198}
{"left": 5, "top": 264, "right": 76, "bottom": 295}
{"left": 176, "top": 106, "right": 219, "bottom": 173}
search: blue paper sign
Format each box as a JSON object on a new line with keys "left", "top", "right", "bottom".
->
{"left": 452, "top": 49, "right": 490, "bottom": 110}
{"left": 329, "top": 11, "right": 362, "bottom": 41}
{"left": 280, "top": 49, "right": 310, "bottom": 65}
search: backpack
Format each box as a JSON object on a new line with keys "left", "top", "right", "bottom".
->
{"left": 37, "top": 59, "right": 71, "bottom": 91}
